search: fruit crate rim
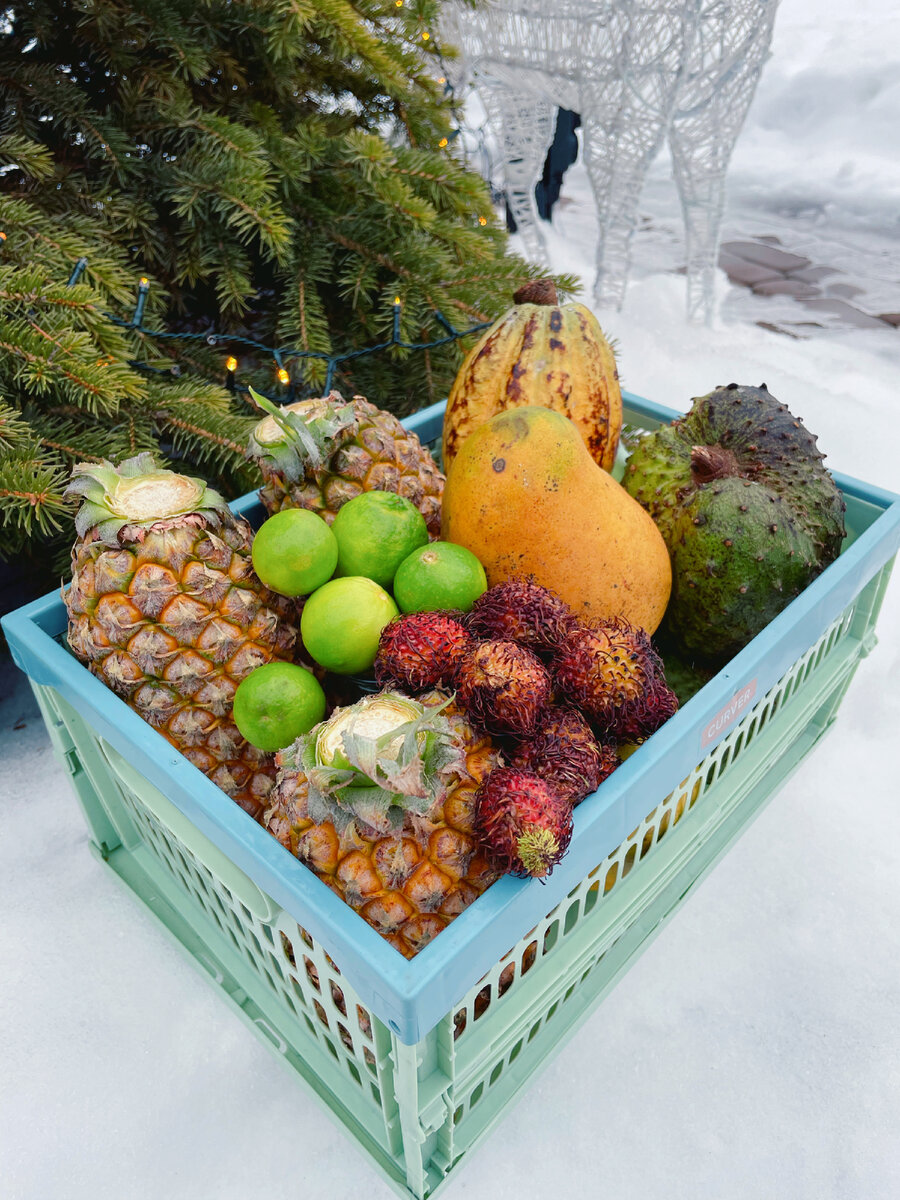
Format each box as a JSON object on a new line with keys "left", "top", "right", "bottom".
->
{"left": 3, "top": 390, "right": 899, "bottom": 1044}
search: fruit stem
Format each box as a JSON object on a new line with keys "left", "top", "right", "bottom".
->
{"left": 690, "top": 444, "right": 740, "bottom": 485}
{"left": 513, "top": 278, "right": 559, "bottom": 307}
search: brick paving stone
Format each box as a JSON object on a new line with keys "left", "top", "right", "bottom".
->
{"left": 756, "top": 321, "right": 805, "bottom": 339}
{"left": 784, "top": 265, "right": 840, "bottom": 284}
{"left": 718, "top": 253, "right": 781, "bottom": 287}
{"left": 798, "top": 297, "right": 892, "bottom": 329}
{"left": 824, "top": 282, "right": 865, "bottom": 299}
{"left": 752, "top": 279, "right": 820, "bottom": 297}
{"left": 720, "top": 240, "right": 812, "bottom": 273}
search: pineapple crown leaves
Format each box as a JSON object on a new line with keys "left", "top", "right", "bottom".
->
{"left": 246, "top": 386, "right": 360, "bottom": 480}
{"left": 294, "top": 692, "right": 467, "bottom": 835}
{"left": 65, "top": 453, "right": 231, "bottom": 541}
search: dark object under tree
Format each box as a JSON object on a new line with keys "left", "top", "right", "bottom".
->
{"left": 506, "top": 110, "right": 581, "bottom": 233}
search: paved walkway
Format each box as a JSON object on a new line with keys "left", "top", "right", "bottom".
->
{"left": 720, "top": 236, "right": 900, "bottom": 337}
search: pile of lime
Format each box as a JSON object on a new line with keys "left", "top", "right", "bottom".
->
{"left": 237, "top": 490, "right": 489, "bottom": 749}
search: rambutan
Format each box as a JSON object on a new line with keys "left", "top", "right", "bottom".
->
{"left": 509, "top": 706, "right": 618, "bottom": 805}
{"left": 455, "top": 639, "right": 552, "bottom": 737}
{"left": 467, "top": 577, "right": 576, "bottom": 657}
{"left": 374, "top": 612, "right": 471, "bottom": 693}
{"left": 474, "top": 767, "right": 573, "bottom": 878}
{"left": 611, "top": 678, "right": 679, "bottom": 742}
{"left": 553, "top": 618, "right": 664, "bottom": 733}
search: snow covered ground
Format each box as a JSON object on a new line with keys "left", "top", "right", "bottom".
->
{"left": 2, "top": 1, "right": 899, "bottom": 1197}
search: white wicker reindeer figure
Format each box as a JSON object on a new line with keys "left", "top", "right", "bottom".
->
{"left": 669, "top": 0, "right": 779, "bottom": 320}
{"left": 442, "top": 0, "right": 778, "bottom": 322}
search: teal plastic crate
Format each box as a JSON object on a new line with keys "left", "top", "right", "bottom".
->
{"left": 4, "top": 391, "right": 899, "bottom": 1200}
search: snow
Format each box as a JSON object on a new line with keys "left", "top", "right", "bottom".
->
{"left": 1, "top": 1, "right": 899, "bottom": 1197}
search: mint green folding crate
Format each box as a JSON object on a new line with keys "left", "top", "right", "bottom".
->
{"left": 4, "top": 391, "right": 899, "bottom": 1200}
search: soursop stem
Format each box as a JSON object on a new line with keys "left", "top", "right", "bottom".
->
{"left": 690, "top": 444, "right": 740, "bottom": 485}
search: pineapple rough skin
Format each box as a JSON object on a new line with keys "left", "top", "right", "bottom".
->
{"left": 263, "top": 697, "right": 502, "bottom": 958}
{"left": 66, "top": 505, "right": 300, "bottom": 819}
{"left": 250, "top": 393, "right": 445, "bottom": 538}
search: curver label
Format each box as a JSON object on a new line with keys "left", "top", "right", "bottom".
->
{"left": 700, "top": 679, "right": 758, "bottom": 750}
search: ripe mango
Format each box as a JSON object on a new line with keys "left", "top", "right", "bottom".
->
{"left": 441, "top": 406, "right": 671, "bottom": 632}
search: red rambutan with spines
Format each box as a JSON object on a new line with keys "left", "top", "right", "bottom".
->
{"left": 455, "top": 639, "right": 552, "bottom": 737}
{"left": 610, "top": 678, "right": 679, "bottom": 742}
{"left": 467, "top": 577, "right": 577, "bottom": 657}
{"left": 509, "top": 705, "right": 618, "bottom": 805}
{"left": 374, "top": 612, "right": 471, "bottom": 693}
{"left": 474, "top": 767, "right": 573, "bottom": 879}
{"left": 553, "top": 617, "right": 666, "bottom": 733}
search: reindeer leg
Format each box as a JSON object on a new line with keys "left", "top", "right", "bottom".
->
{"left": 581, "top": 88, "right": 670, "bottom": 311}
{"left": 480, "top": 82, "right": 557, "bottom": 263}
{"left": 669, "top": 1, "right": 779, "bottom": 322}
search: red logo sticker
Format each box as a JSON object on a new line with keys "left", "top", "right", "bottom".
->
{"left": 700, "top": 679, "right": 758, "bottom": 750}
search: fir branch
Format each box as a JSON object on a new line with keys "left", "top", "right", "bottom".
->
{"left": 0, "top": 449, "right": 70, "bottom": 542}
{"left": 154, "top": 411, "right": 247, "bottom": 457}
{"left": 0, "top": 133, "right": 55, "bottom": 181}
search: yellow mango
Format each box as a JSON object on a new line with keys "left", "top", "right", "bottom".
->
{"left": 441, "top": 406, "right": 671, "bottom": 633}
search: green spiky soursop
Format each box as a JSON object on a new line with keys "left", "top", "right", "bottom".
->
{"left": 623, "top": 384, "right": 846, "bottom": 665}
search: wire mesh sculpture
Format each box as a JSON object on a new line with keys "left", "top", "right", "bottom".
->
{"left": 441, "top": 0, "right": 779, "bottom": 322}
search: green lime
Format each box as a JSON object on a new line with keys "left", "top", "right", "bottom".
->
{"left": 232, "top": 662, "right": 327, "bottom": 752}
{"left": 393, "top": 541, "right": 488, "bottom": 614}
{"left": 331, "top": 491, "right": 428, "bottom": 589}
{"left": 301, "top": 576, "right": 399, "bottom": 675}
{"left": 251, "top": 508, "right": 338, "bottom": 597}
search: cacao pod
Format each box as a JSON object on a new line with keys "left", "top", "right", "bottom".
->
{"left": 442, "top": 279, "right": 622, "bottom": 471}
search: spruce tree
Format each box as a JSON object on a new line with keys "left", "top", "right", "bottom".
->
{"left": 1, "top": 0, "right": 565, "bottom": 392}
{"left": 0, "top": 182, "right": 261, "bottom": 574}
{"left": 1, "top": 0, "right": 574, "bottom": 589}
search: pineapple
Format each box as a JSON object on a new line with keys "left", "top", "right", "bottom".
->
{"left": 64, "top": 454, "right": 301, "bottom": 819}
{"left": 263, "top": 691, "right": 501, "bottom": 957}
{"left": 246, "top": 389, "right": 444, "bottom": 538}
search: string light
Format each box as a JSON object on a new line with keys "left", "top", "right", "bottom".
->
{"left": 438, "top": 137, "right": 448, "bottom": 148}
{"left": 132, "top": 276, "right": 150, "bottom": 326}
{"left": 67, "top": 257, "right": 88, "bottom": 287}
{"left": 0, "top": 231, "right": 6, "bottom": 242}
{"left": 478, "top": 216, "right": 488, "bottom": 226}
{"left": 421, "top": 30, "right": 430, "bottom": 40}
{"left": 63, "top": 259, "right": 492, "bottom": 400}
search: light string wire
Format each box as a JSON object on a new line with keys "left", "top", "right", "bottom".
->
{"left": 64, "top": 259, "right": 491, "bottom": 402}
{"left": 44, "top": 25, "right": 498, "bottom": 405}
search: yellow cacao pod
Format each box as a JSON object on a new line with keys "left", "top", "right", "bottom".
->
{"left": 442, "top": 279, "right": 622, "bottom": 471}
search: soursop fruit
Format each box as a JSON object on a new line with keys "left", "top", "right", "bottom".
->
{"left": 623, "top": 383, "right": 846, "bottom": 664}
